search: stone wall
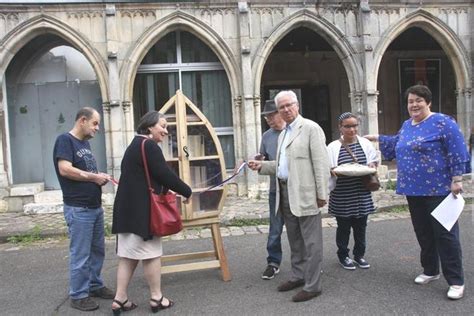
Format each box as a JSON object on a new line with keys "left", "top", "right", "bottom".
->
{"left": 0, "top": 1, "right": 471, "bottom": 196}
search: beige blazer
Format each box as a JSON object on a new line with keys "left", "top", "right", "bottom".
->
{"left": 260, "top": 115, "right": 330, "bottom": 217}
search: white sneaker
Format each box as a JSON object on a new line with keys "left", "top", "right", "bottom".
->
{"left": 414, "top": 273, "right": 440, "bottom": 284}
{"left": 447, "top": 285, "right": 465, "bottom": 300}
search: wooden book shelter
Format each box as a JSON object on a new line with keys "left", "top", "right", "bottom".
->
{"left": 159, "top": 90, "right": 231, "bottom": 281}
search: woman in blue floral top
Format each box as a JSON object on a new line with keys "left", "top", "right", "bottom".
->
{"left": 365, "top": 85, "right": 469, "bottom": 300}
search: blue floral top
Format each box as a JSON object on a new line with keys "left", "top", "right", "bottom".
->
{"left": 379, "top": 113, "right": 469, "bottom": 196}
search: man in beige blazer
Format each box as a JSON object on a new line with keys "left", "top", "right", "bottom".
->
{"left": 249, "top": 90, "right": 330, "bottom": 302}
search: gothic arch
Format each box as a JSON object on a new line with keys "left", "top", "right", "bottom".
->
{"left": 372, "top": 9, "right": 471, "bottom": 90}
{"left": 121, "top": 11, "right": 241, "bottom": 103}
{"left": 0, "top": 14, "right": 109, "bottom": 102}
{"left": 252, "top": 9, "right": 363, "bottom": 98}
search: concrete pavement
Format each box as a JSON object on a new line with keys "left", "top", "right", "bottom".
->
{"left": 0, "top": 188, "right": 416, "bottom": 242}
{"left": 0, "top": 211, "right": 473, "bottom": 315}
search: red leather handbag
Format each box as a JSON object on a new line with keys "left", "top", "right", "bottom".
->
{"left": 141, "top": 139, "right": 183, "bottom": 237}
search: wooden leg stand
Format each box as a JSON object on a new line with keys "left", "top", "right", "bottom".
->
{"left": 161, "top": 223, "right": 231, "bottom": 281}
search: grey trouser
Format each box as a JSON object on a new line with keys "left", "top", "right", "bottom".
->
{"left": 279, "top": 181, "right": 323, "bottom": 292}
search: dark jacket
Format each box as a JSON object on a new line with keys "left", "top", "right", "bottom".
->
{"left": 112, "top": 136, "right": 192, "bottom": 239}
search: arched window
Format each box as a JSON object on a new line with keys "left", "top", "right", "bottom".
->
{"left": 133, "top": 31, "right": 234, "bottom": 168}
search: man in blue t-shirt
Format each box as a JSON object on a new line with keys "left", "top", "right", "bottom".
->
{"left": 53, "top": 107, "right": 113, "bottom": 312}
{"left": 259, "top": 100, "right": 286, "bottom": 280}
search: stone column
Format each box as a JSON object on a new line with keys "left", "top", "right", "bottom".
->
{"left": 105, "top": 4, "right": 127, "bottom": 180}
{"left": 0, "top": 78, "right": 9, "bottom": 191}
{"left": 237, "top": 1, "right": 259, "bottom": 196}
{"left": 456, "top": 87, "right": 472, "bottom": 142}
{"left": 357, "top": 0, "right": 380, "bottom": 136}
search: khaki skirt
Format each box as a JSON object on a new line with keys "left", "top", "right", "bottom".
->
{"left": 116, "top": 233, "right": 163, "bottom": 260}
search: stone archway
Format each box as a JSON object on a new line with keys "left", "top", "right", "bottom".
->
{"left": 371, "top": 9, "right": 472, "bottom": 136}
{"left": 120, "top": 11, "right": 242, "bottom": 155}
{"left": 253, "top": 9, "right": 363, "bottom": 105}
{"left": 0, "top": 15, "right": 110, "bottom": 188}
{"left": 0, "top": 14, "right": 109, "bottom": 102}
{"left": 121, "top": 11, "right": 241, "bottom": 107}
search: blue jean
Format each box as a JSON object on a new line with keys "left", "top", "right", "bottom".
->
{"left": 406, "top": 196, "right": 464, "bottom": 286}
{"left": 63, "top": 205, "right": 105, "bottom": 299}
{"left": 266, "top": 192, "right": 284, "bottom": 267}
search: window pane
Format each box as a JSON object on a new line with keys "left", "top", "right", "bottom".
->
{"left": 181, "top": 31, "right": 219, "bottom": 63}
{"left": 218, "top": 135, "right": 235, "bottom": 169}
{"left": 181, "top": 70, "right": 232, "bottom": 127}
{"left": 133, "top": 72, "right": 178, "bottom": 126}
{"left": 141, "top": 32, "right": 177, "bottom": 64}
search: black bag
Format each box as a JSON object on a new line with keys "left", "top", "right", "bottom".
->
{"left": 361, "top": 174, "right": 381, "bottom": 192}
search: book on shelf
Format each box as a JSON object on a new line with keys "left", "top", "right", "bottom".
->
{"left": 190, "top": 166, "right": 207, "bottom": 189}
{"left": 187, "top": 134, "right": 204, "bottom": 157}
{"left": 192, "top": 194, "right": 201, "bottom": 212}
{"left": 160, "top": 135, "right": 173, "bottom": 159}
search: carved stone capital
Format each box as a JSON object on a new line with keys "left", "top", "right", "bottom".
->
{"left": 102, "top": 102, "right": 111, "bottom": 113}
{"left": 462, "top": 88, "right": 472, "bottom": 98}
{"left": 253, "top": 95, "right": 261, "bottom": 108}
{"left": 233, "top": 96, "right": 242, "bottom": 108}
{"left": 122, "top": 101, "right": 131, "bottom": 113}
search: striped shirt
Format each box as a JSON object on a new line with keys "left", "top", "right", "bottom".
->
{"left": 328, "top": 142, "right": 375, "bottom": 217}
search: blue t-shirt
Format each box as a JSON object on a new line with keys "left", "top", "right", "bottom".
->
{"left": 53, "top": 133, "right": 102, "bottom": 208}
{"left": 379, "top": 113, "right": 469, "bottom": 196}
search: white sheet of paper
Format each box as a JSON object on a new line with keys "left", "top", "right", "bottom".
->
{"left": 430, "top": 194, "right": 465, "bottom": 231}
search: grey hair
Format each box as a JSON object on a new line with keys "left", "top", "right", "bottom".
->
{"left": 274, "top": 90, "right": 299, "bottom": 106}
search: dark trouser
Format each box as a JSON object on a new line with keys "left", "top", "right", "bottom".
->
{"left": 266, "top": 191, "right": 284, "bottom": 267}
{"left": 406, "top": 196, "right": 464, "bottom": 286}
{"left": 335, "top": 215, "right": 368, "bottom": 261}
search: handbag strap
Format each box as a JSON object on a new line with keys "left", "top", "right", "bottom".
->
{"left": 339, "top": 139, "right": 358, "bottom": 163}
{"left": 140, "top": 138, "right": 155, "bottom": 193}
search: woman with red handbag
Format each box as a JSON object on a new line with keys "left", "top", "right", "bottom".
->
{"left": 111, "top": 111, "right": 192, "bottom": 315}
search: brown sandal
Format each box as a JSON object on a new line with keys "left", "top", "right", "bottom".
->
{"left": 150, "top": 296, "right": 174, "bottom": 313}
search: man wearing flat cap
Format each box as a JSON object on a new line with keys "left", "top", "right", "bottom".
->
{"left": 258, "top": 100, "right": 286, "bottom": 280}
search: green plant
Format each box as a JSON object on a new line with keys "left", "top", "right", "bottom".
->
{"left": 385, "top": 179, "right": 397, "bottom": 190}
{"left": 7, "top": 225, "right": 43, "bottom": 244}
{"left": 104, "top": 223, "right": 112, "bottom": 237}
{"left": 227, "top": 218, "right": 269, "bottom": 227}
{"left": 386, "top": 205, "right": 409, "bottom": 213}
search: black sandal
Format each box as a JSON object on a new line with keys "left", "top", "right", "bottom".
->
{"left": 112, "top": 299, "right": 137, "bottom": 316}
{"left": 150, "top": 296, "right": 174, "bottom": 313}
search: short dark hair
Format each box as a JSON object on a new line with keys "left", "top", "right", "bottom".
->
{"left": 136, "top": 111, "right": 165, "bottom": 135}
{"left": 75, "top": 107, "right": 98, "bottom": 121}
{"left": 404, "top": 85, "right": 432, "bottom": 104}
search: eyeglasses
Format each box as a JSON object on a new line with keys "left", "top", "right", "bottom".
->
{"left": 342, "top": 124, "right": 359, "bottom": 129}
{"left": 277, "top": 102, "right": 297, "bottom": 111}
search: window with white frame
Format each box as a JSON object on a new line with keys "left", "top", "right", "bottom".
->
{"left": 133, "top": 31, "right": 235, "bottom": 168}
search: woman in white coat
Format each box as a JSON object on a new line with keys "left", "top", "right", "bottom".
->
{"left": 327, "top": 112, "right": 378, "bottom": 270}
